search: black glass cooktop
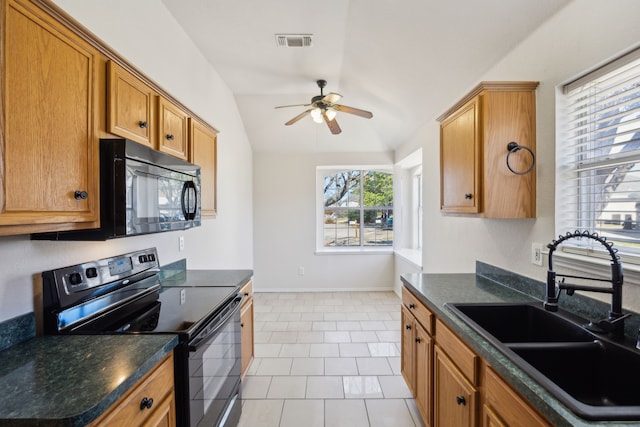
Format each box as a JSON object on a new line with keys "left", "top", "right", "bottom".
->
{"left": 152, "top": 285, "right": 238, "bottom": 335}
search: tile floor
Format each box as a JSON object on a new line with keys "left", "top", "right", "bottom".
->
{"left": 238, "top": 291, "right": 425, "bottom": 427}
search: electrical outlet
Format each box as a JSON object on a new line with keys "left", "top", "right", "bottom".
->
{"left": 180, "top": 288, "right": 186, "bottom": 305}
{"left": 179, "top": 236, "right": 185, "bottom": 252}
{"left": 531, "top": 242, "right": 543, "bottom": 266}
{"left": 298, "top": 267, "right": 305, "bottom": 276}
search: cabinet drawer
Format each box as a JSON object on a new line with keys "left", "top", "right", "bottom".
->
{"left": 435, "top": 319, "right": 479, "bottom": 385}
{"left": 402, "top": 287, "right": 433, "bottom": 335}
{"left": 484, "top": 366, "right": 550, "bottom": 427}
{"left": 92, "top": 354, "right": 174, "bottom": 426}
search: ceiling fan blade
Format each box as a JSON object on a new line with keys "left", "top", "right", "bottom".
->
{"left": 275, "top": 103, "right": 311, "bottom": 109}
{"left": 323, "top": 111, "right": 342, "bottom": 134}
{"left": 322, "top": 92, "right": 342, "bottom": 104}
{"left": 285, "top": 109, "right": 313, "bottom": 126}
{"left": 333, "top": 104, "right": 373, "bottom": 119}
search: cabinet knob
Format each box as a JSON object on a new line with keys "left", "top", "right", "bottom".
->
{"left": 456, "top": 395, "right": 466, "bottom": 406}
{"left": 405, "top": 324, "right": 411, "bottom": 330}
{"left": 464, "top": 193, "right": 473, "bottom": 200}
{"left": 166, "top": 134, "right": 175, "bottom": 141}
{"left": 139, "top": 120, "right": 148, "bottom": 129}
{"left": 409, "top": 303, "right": 415, "bottom": 309}
{"left": 415, "top": 337, "right": 421, "bottom": 343}
{"left": 74, "top": 190, "right": 88, "bottom": 200}
{"left": 140, "top": 397, "right": 154, "bottom": 410}
{"left": 244, "top": 292, "right": 249, "bottom": 297}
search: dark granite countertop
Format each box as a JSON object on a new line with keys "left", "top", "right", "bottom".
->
{"left": 160, "top": 267, "right": 253, "bottom": 288}
{"left": 401, "top": 270, "right": 640, "bottom": 427}
{"left": 0, "top": 334, "right": 177, "bottom": 427}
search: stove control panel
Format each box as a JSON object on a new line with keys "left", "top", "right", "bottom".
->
{"left": 42, "top": 247, "right": 160, "bottom": 309}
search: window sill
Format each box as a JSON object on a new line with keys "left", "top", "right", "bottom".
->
{"left": 394, "top": 248, "right": 422, "bottom": 269}
{"left": 315, "top": 247, "right": 393, "bottom": 255}
{"left": 553, "top": 250, "right": 640, "bottom": 287}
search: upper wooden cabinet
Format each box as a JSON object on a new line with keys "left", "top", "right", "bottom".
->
{"left": 438, "top": 82, "right": 539, "bottom": 218}
{"left": 0, "top": 0, "right": 99, "bottom": 235}
{"left": 189, "top": 118, "right": 218, "bottom": 216}
{"left": 107, "top": 61, "right": 156, "bottom": 148}
{"left": 159, "top": 97, "right": 189, "bottom": 160}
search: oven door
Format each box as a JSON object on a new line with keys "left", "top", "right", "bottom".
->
{"left": 187, "top": 294, "right": 243, "bottom": 427}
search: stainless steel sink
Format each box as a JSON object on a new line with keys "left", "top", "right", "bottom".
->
{"left": 445, "top": 302, "right": 640, "bottom": 420}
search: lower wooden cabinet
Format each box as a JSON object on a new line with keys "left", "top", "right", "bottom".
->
{"left": 401, "top": 286, "right": 551, "bottom": 427}
{"left": 434, "top": 345, "right": 478, "bottom": 427}
{"left": 401, "top": 304, "right": 432, "bottom": 425}
{"left": 89, "top": 353, "right": 175, "bottom": 427}
{"left": 483, "top": 366, "right": 550, "bottom": 427}
{"left": 240, "top": 279, "right": 254, "bottom": 377}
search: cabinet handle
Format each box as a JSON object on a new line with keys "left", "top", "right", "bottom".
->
{"left": 244, "top": 292, "right": 249, "bottom": 297}
{"left": 166, "top": 134, "right": 175, "bottom": 141}
{"left": 464, "top": 193, "right": 473, "bottom": 200}
{"left": 139, "top": 120, "right": 148, "bottom": 129}
{"left": 415, "top": 337, "right": 421, "bottom": 343}
{"left": 74, "top": 190, "right": 88, "bottom": 200}
{"left": 140, "top": 397, "right": 154, "bottom": 410}
{"left": 456, "top": 395, "right": 466, "bottom": 406}
{"left": 409, "top": 304, "right": 415, "bottom": 309}
{"left": 241, "top": 323, "right": 244, "bottom": 328}
{"left": 405, "top": 324, "right": 411, "bottom": 330}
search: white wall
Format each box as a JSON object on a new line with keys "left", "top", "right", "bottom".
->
{"left": 0, "top": 0, "right": 253, "bottom": 323}
{"left": 395, "top": 0, "right": 640, "bottom": 295}
{"left": 253, "top": 151, "right": 395, "bottom": 291}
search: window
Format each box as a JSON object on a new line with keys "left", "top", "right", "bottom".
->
{"left": 558, "top": 47, "right": 640, "bottom": 257}
{"left": 319, "top": 168, "right": 393, "bottom": 249}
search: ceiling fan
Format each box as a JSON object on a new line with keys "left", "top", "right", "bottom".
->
{"left": 275, "top": 79, "right": 373, "bottom": 135}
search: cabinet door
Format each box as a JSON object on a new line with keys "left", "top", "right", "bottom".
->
{"left": 434, "top": 346, "right": 477, "bottom": 427}
{"left": 190, "top": 119, "right": 217, "bottom": 216}
{"left": 2, "top": 0, "right": 99, "bottom": 233}
{"left": 240, "top": 297, "right": 254, "bottom": 377}
{"left": 440, "top": 97, "right": 481, "bottom": 214}
{"left": 107, "top": 61, "right": 156, "bottom": 147}
{"left": 158, "top": 97, "right": 189, "bottom": 160}
{"left": 415, "top": 321, "right": 432, "bottom": 426}
{"left": 401, "top": 306, "right": 415, "bottom": 394}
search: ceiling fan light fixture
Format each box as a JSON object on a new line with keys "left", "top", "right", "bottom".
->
{"left": 325, "top": 109, "right": 336, "bottom": 121}
{"left": 310, "top": 108, "right": 323, "bottom": 123}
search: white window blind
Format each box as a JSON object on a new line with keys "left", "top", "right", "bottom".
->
{"left": 557, "top": 47, "right": 640, "bottom": 256}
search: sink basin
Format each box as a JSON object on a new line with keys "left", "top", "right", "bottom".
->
{"left": 446, "top": 302, "right": 593, "bottom": 343}
{"left": 445, "top": 302, "right": 640, "bottom": 420}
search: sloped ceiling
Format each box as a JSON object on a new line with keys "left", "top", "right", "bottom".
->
{"left": 162, "top": 0, "right": 571, "bottom": 153}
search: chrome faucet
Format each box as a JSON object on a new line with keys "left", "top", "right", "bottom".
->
{"left": 545, "top": 230, "right": 627, "bottom": 339}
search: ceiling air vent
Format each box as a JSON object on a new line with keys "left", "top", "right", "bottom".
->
{"left": 275, "top": 34, "right": 313, "bottom": 48}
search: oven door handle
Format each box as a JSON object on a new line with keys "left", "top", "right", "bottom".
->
{"left": 188, "top": 294, "right": 243, "bottom": 351}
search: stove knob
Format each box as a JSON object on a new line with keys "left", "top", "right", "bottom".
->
{"left": 86, "top": 267, "right": 98, "bottom": 278}
{"left": 68, "top": 272, "right": 82, "bottom": 286}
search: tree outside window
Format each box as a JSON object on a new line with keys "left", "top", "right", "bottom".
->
{"left": 322, "top": 170, "right": 393, "bottom": 247}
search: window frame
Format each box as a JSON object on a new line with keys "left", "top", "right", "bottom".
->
{"left": 316, "top": 165, "right": 394, "bottom": 254}
{"left": 555, "top": 46, "right": 640, "bottom": 279}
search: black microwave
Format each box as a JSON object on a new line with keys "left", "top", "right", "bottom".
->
{"left": 33, "top": 139, "right": 201, "bottom": 240}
